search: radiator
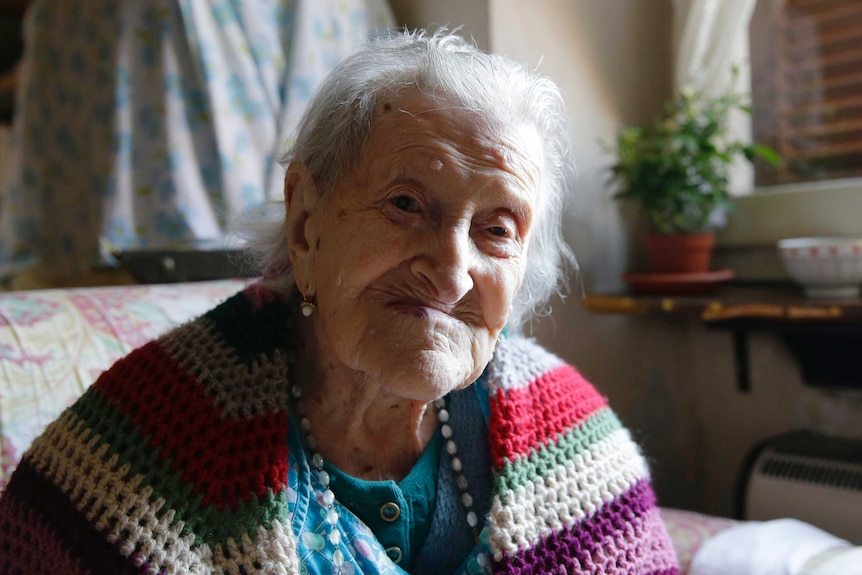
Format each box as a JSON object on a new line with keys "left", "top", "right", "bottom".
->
{"left": 742, "top": 430, "right": 862, "bottom": 544}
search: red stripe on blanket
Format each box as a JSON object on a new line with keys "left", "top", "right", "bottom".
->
{"left": 487, "top": 364, "right": 608, "bottom": 468}
{"left": 92, "top": 342, "right": 289, "bottom": 510}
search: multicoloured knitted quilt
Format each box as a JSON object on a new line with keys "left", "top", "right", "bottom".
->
{"left": 0, "top": 284, "right": 679, "bottom": 574}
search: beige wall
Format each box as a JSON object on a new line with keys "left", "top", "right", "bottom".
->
{"left": 389, "top": 0, "right": 862, "bottom": 518}
{"left": 388, "top": 0, "right": 490, "bottom": 49}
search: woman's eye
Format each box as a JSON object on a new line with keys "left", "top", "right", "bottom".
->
{"left": 390, "top": 195, "right": 420, "bottom": 213}
{"left": 480, "top": 220, "right": 521, "bottom": 257}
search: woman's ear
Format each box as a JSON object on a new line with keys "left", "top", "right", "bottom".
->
{"left": 284, "top": 162, "right": 320, "bottom": 292}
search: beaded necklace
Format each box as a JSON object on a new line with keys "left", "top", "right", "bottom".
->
{"left": 289, "top": 384, "right": 490, "bottom": 573}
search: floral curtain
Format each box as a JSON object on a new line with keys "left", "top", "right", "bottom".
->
{"left": 0, "top": 0, "right": 393, "bottom": 280}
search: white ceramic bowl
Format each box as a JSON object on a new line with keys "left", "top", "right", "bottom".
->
{"left": 777, "top": 237, "right": 862, "bottom": 298}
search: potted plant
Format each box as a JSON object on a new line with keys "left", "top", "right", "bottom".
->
{"left": 606, "top": 78, "right": 780, "bottom": 274}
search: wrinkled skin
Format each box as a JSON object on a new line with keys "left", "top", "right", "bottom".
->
{"left": 285, "top": 89, "right": 544, "bottom": 479}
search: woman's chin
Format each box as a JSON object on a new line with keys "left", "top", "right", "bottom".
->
{"left": 370, "top": 345, "right": 489, "bottom": 399}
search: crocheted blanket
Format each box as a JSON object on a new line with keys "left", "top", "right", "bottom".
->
{"left": 0, "top": 284, "right": 679, "bottom": 574}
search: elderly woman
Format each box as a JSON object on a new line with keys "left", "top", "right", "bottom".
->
{"left": 0, "top": 31, "right": 679, "bottom": 574}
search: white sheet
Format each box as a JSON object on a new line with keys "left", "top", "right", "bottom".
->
{"left": 689, "top": 518, "right": 857, "bottom": 575}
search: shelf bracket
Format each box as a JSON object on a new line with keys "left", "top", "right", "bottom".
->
{"left": 708, "top": 320, "right": 862, "bottom": 390}
{"left": 730, "top": 330, "right": 751, "bottom": 393}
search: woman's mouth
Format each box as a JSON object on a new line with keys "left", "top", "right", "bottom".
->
{"left": 388, "top": 299, "right": 459, "bottom": 324}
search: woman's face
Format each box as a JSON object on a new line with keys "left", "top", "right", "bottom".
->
{"left": 295, "top": 91, "right": 544, "bottom": 401}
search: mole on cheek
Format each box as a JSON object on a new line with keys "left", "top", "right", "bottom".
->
{"left": 382, "top": 102, "right": 392, "bottom": 112}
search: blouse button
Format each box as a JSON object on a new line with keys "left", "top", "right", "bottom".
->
{"left": 380, "top": 501, "right": 400, "bottom": 522}
{"left": 385, "top": 546, "right": 403, "bottom": 564}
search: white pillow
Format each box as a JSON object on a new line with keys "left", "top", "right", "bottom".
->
{"left": 689, "top": 518, "right": 853, "bottom": 575}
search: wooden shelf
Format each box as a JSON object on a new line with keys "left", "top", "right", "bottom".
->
{"left": 584, "top": 282, "right": 862, "bottom": 391}
{"left": 584, "top": 282, "right": 862, "bottom": 323}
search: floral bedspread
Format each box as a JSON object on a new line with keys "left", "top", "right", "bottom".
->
{"left": 660, "top": 508, "right": 740, "bottom": 574}
{"left": 0, "top": 279, "right": 247, "bottom": 488}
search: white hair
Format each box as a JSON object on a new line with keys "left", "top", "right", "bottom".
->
{"left": 248, "top": 28, "right": 576, "bottom": 332}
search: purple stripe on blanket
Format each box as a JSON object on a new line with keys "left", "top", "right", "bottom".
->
{"left": 1, "top": 459, "right": 147, "bottom": 575}
{"left": 492, "top": 479, "right": 679, "bottom": 574}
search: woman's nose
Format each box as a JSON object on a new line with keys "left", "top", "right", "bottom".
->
{"left": 410, "top": 227, "right": 475, "bottom": 304}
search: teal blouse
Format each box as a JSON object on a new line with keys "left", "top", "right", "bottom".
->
{"left": 325, "top": 431, "right": 443, "bottom": 568}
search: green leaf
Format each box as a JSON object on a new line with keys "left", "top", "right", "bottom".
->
{"left": 751, "top": 144, "right": 783, "bottom": 166}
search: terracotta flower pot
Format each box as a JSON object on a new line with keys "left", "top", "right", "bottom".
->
{"left": 644, "top": 232, "right": 716, "bottom": 274}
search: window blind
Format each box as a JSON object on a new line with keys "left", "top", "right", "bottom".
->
{"left": 751, "top": 0, "right": 862, "bottom": 186}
